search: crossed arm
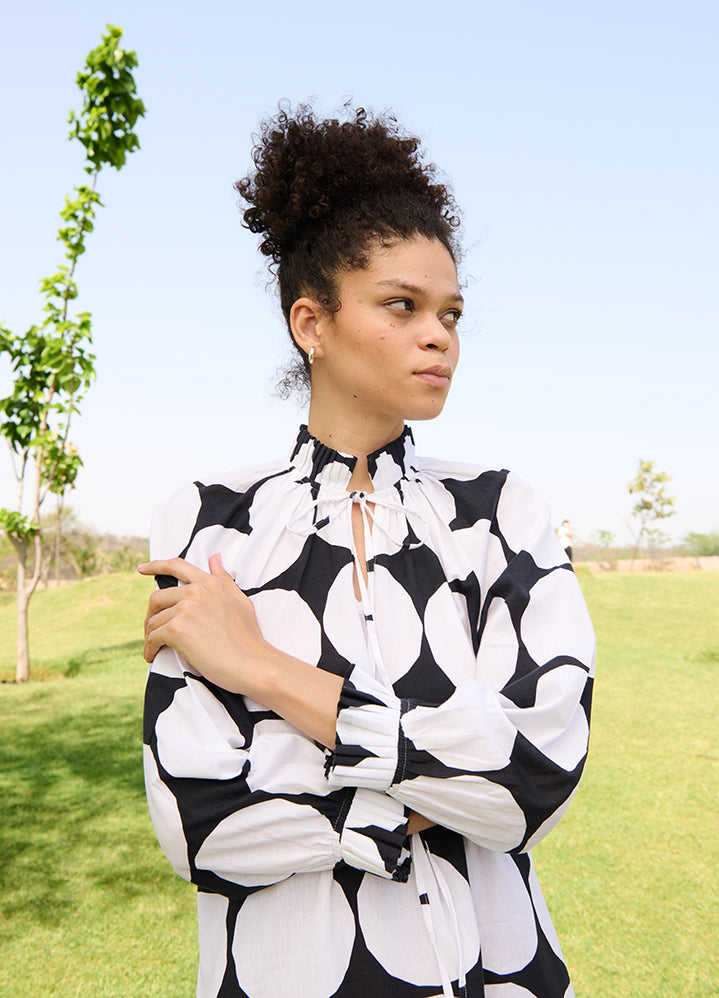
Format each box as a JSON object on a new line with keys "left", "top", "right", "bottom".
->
{"left": 139, "top": 554, "right": 435, "bottom": 834}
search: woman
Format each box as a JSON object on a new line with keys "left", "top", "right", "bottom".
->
{"left": 140, "top": 105, "right": 595, "bottom": 998}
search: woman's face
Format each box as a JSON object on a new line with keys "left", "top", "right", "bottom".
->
{"left": 311, "top": 236, "right": 463, "bottom": 434}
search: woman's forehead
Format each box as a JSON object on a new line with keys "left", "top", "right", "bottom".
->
{"left": 341, "top": 236, "right": 460, "bottom": 299}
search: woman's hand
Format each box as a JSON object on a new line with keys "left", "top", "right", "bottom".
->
{"left": 138, "top": 554, "right": 344, "bottom": 747}
{"left": 138, "top": 554, "right": 269, "bottom": 698}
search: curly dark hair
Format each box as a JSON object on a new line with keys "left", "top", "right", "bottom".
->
{"left": 234, "top": 102, "right": 461, "bottom": 395}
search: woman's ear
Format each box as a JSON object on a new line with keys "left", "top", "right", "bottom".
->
{"left": 290, "top": 297, "right": 325, "bottom": 361}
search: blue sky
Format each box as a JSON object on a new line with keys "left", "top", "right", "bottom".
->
{"left": 1, "top": 0, "right": 717, "bottom": 544}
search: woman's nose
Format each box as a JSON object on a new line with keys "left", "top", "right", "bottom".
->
{"left": 420, "top": 316, "right": 452, "bottom": 351}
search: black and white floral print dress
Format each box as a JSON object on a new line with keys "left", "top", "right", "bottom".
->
{"left": 143, "top": 425, "right": 595, "bottom": 998}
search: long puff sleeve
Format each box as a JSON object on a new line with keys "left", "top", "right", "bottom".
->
{"left": 143, "top": 484, "right": 411, "bottom": 899}
{"left": 325, "top": 471, "right": 596, "bottom": 854}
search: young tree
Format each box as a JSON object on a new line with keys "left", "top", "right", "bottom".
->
{"left": 627, "top": 459, "right": 676, "bottom": 561}
{"left": 0, "top": 26, "right": 145, "bottom": 682}
{"left": 591, "top": 529, "right": 615, "bottom": 551}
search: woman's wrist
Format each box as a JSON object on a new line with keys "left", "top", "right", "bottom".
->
{"left": 252, "top": 648, "right": 343, "bottom": 749}
{"left": 407, "top": 811, "right": 436, "bottom": 834}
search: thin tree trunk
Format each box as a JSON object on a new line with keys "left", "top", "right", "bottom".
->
{"left": 54, "top": 496, "right": 64, "bottom": 585}
{"left": 15, "top": 546, "right": 30, "bottom": 683}
{"left": 14, "top": 529, "right": 42, "bottom": 682}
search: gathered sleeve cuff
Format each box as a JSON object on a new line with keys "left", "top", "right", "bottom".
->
{"left": 336, "top": 788, "right": 411, "bottom": 882}
{"left": 326, "top": 671, "right": 403, "bottom": 791}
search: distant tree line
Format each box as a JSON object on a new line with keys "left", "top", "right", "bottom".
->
{"left": 0, "top": 509, "right": 147, "bottom": 590}
{"left": 574, "top": 530, "right": 719, "bottom": 563}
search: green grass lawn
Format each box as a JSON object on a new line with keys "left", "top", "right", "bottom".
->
{"left": 1, "top": 570, "right": 717, "bottom": 996}
{"left": 0, "top": 575, "right": 198, "bottom": 997}
{"left": 535, "top": 570, "right": 719, "bottom": 997}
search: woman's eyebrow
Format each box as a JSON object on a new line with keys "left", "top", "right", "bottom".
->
{"left": 375, "top": 279, "right": 464, "bottom": 304}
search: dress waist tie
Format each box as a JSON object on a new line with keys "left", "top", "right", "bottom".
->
{"left": 412, "top": 835, "right": 467, "bottom": 998}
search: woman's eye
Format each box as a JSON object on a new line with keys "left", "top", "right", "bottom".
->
{"left": 444, "top": 309, "right": 462, "bottom": 324}
{"left": 386, "top": 298, "right": 414, "bottom": 312}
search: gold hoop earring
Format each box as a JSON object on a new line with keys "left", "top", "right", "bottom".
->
{"left": 308, "top": 347, "right": 315, "bottom": 366}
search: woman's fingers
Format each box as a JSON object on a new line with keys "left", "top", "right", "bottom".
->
{"left": 208, "top": 552, "right": 244, "bottom": 594}
{"left": 139, "top": 555, "right": 239, "bottom": 596}
{"left": 137, "top": 557, "right": 210, "bottom": 586}
{"left": 144, "top": 590, "right": 209, "bottom": 662}
{"left": 144, "top": 601, "right": 192, "bottom": 662}
{"left": 209, "top": 552, "right": 228, "bottom": 576}
{"left": 144, "top": 585, "right": 185, "bottom": 634}
{"left": 145, "top": 594, "right": 181, "bottom": 635}
{"left": 144, "top": 581, "right": 221, "bottom": 637}
{"left": 138, "top": 554, "right": 265, "bottom": 688}
{"left": 146, "top": 582, "right": 187, "bottom": 612}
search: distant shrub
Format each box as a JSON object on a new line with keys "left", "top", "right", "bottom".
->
{"left": 683, "top": 531, "right": 719, "bottom": 557}
{"left": 106, "top": 544, "right": 146, "bottom": 573}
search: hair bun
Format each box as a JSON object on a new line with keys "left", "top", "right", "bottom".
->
{"left": 236, "top": 102, "right": 451, "bottom": 261}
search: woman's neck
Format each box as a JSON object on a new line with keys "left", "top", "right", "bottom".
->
{"left": 306, "top": 407, "right": 405, "bottom": 494}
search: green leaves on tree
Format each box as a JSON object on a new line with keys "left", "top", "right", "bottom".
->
{"left": 627, "top": 459, "right": 676, "bottom": 559}
{"left": 68, "top": 25, "right": 146, "bottom": 172}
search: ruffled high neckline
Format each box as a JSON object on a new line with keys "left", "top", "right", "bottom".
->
{"left": 289, "top": 424, "right": 416, "bottom": 492}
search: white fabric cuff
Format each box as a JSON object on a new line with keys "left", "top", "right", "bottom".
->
{"left": 337, "top": 788, "right": 410, "bottom": 881}
{"left": 326, "top": 667, "right": 402, "bottom": 791}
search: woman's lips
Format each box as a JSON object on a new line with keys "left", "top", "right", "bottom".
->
{"left": 414, "top": 367, "right": 451, "bottom": 388}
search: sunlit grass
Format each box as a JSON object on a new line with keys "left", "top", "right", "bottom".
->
{"left": 0, "top": 575, "right": 197, "bottom": 997}
{"left": 0, "top": 572, "right": 153, "bottom": 680}
{"left": 1, "top": 570, "right": 717, "bottom": 996}
{"left": 536, "top": 570, "right": 719, "bottom": 996}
